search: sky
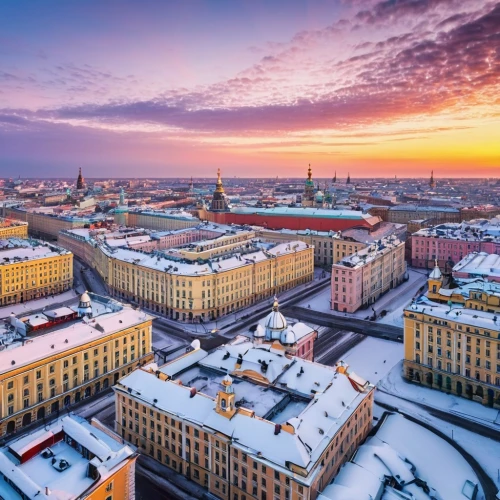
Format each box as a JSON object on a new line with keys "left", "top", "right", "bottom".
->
{"left": 0, "top": 0, "right": 499, "bottom": 178}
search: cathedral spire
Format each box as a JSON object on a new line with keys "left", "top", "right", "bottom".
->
{"left": 76, "top": 167, "right": 85, "bottom": 190}
{"left": 429, "top": 170, "right": 435, "bottom": 189}
{"left": 333, "top": 171, "right": 337, "bottom": 183}
{"left": 346, "top": 172, "right": 351, "bottom": 184}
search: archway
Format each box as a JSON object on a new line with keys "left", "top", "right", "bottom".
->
{"left": 456, "top": 381, "right": 463, "bottom": 396}
{"left": 475, "top": 385, "right": 484, "bottom": 398}
{"left": 84, "top": 387, "right": 91, "bottom": 398}
{"left": 414, "top": 371, "right": 421, "bottom": 382}
{"left": 63, "top": 395, "right": 71, "bottom": 407}
{"left": 75, "top": 391, "right": 81, "bottom": 403}
{"left": 22, "top": 413, "right": 32, "bottom": 427}
{"left": 103, "top": 378, "right": 109, "bottom": 389}
{"left": 425, "top": 373, "right": 433, "bottom": 386}
{"left": 487, "top": 389, "right": 494, "bottom": 407}
{"left": 6, "top": 421, "right": 15, "bottom": 434}
{"left": 436, "top": 374, "right": 443, "bottom": 388}
{"left": 95, "top": 381, "right": 100, "bottom": 393}
{"left": 445, "top": 377, "right": 452, "bottom": 391}
{"left": 466, "top": 384, "right": 473, "bottom": 398}
{"left": 37, "top": 407, "right": 46, "bottom": 420}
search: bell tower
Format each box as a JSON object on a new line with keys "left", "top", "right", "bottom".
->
{"left": 216, "top": 375, "right": 237, "bottom": 419}
{"left": 428, "top": 259, "right": 443, "bottom": 297}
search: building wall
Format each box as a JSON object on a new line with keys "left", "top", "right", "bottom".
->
{"left": 0, "top": 318, "right": 153, "bottom": 436}
{"left": 127, "top": 212, "right": 200, "bottom": 231}
{"left": 0, "top": 250, "right": 73, "bottom": 306}
{"left": 4, "top": 207, "right": 88, "bottom": 240}
{"left": 331, "top": 241, "right": 406, "bottom": 313}
{"left": 114, "top": 382, "right": 374, "bottom": 500}
{"left": 0, "top": 220, "right": 28, "bottom": 239}
{"left": 411, "top": 235, "right": 500, "bottom": 269}
{"left": 402, "top": 300, "right": 500, "bottom": 408}
{"left": 108, "top": 245, "right": 314, "bottom": 322}
{"left": 199, "top": 208, "right": 376, "bottom": 232}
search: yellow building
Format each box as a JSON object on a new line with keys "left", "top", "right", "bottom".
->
{"left": 0, "top": 218, "right": 28, "bottom": 239}
{"left": 0, "top": 292, "right": 153, "bottom": 436}
{"left": 114, "top": 337, "right": 374, "bottom": 500}
{"left": 0, "top": 238, "right": 73, "bottom": 306}
{"left": 403, "top": 263, "right": 500, "bottom": 408}
{"left": 0, "top": 414, "right": 136, "bottom": 500}
{"left": 106, "top": 239, "right": 314, "bottom": 321}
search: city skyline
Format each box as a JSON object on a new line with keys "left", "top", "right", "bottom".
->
{"left": 0, "top": 0, "right": 499, "bottom": 178}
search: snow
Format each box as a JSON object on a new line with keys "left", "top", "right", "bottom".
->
{"left": 159, "top": 348, "right": 208, "bottom": 377}
{"left": 341, "top": 337, "right": 404, "bottom": 384}
{"left": 0, "top": 289, "right": 78, "bottom": 319}
{"left": 378, "top": 360, "right": 500, "bottom": 428}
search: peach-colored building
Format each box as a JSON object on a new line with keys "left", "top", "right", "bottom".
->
{"left": 331, "top": 236, "right": 406, "bottom": 313}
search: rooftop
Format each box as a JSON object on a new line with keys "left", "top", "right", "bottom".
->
{"left": 413, "top": 218, "right": 500, "bottom": 242}
{"left": 116, "top": 339, "right": 373, "bottom": 481}
{"left": 452, "top": 252, "right": 500, "bottom": 280}
{"left": 0, "top": 293, "right": 152, "bottom": 375}
{"left": 0, "top": 239, "right": 71, "bottom": 264}
{"left": 231, "top": 206, "right": 375, "bottom": 220}
{"left": 0, "top": 415, "right": 134, "bottom": 500}
{"left": 320, "top": 412, "right": 479, "bottom": 500}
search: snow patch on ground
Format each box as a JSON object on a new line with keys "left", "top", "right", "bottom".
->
{"left": 340, "top": 336, "right": 404, "bottom": 384}
{"left": 379, "top": 360, "right": 500, "bottom": 428}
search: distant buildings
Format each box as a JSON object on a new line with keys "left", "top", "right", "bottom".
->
{"left": 403, "top": 256, "right": 500, "bottom": 408}
{"left": 2, "top": 205, "right": 107, "bottom": 240}
{"left": 0, "top": 218, "right": 28, "bottom": 239}
{"left": 411, "top": 218, "right": 500, "bottom": 269}
{"left": 124, "top": 208, "right": 200, "bottom": 231}
{"left": 369, "top": 205, "right": 461, "bottom": 225}
{"left": 114, "top": 332, "right": 374, "bottom": 500}
{"left": 0, "top": 414, "right": 136, "bottom": 499}
{"left": 331, "top": 236, "right": 406, "bottom": 313}
{"left": 0, "top": 238, "right": 73, "bottom": 306}
{"left": 198, "top": 169, "right": 382, "bottom": 232}
{"left": 0, "top": 292, "right": 153, "bottom": 436}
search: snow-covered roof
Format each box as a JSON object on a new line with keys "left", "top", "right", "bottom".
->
{"left": 231, "top": 206, "right": 373, "bottom": 220}
{"left": 429, "top": 264, "right": 442, "bottom": 279}
{"left": 0, "top": 300, "right": 152, "bottom": 374}
{"left": 117, "top": 342, "right": 373, "bottom": 482}
{"left": 0, "top": 239, "right": 71, "bottom": 264}
{"left": 159, "top": 348, "right": 208, "bottom": 377}
{"left": 452, "top": 252, "right": 500, "bottom": 280}
{"left": 322, "top": 413, "right": 479, "bottom": 500}
{"left": 0, "top": 415, "right": 134, "bottom": 500}
{"left": 413, "top": 217, "right": 500, "bottom": 242}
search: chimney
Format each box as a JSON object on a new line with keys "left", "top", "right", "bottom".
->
{"left": 190, "top": 387, "right": 197, "bottom": 398}
{"left": 274, "top": 424, "right": 281, "bottom": 435}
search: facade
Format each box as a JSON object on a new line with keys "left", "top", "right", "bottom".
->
{"left": 369, "top": 205, "right": 461, "bottom": 225}
{"left": 411, "top": 219, "right": 500, "bottom": 269}
{"left": 0, "top": 238, "right": 73, "bottom": 306}
{"left": 257, "top": 222, "right": 405, "bottom": 268}
{"left": 105, "top": 239, "right": 313, "bottom": 322}
{"left": 0, "top": 218, "right": 28, "bottom": 239}
{"left": 0, "top": 415, "right": 136, "bottom": 500}
{"left": 114, "top": 337, "right": 374, "bottom": 500}
{"left": 59, "top": 226, "right": 314, "bottom": 322}
{"left": 403, "top": 263, "right": 500, "bottom": 408}
{"left": 126, "top": 208, "right": 201, "bottom": 231}
{"left": 0, "top": 292, "right": 153, "bottom": 436}
{"left": 331, "top": 236, "right": 406, "bottom": 313}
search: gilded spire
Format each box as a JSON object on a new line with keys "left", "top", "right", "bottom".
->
{"left": 307, "top": 164, "right": 312, "bottom": 181}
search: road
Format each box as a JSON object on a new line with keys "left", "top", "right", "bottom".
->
{"left": 283, "top": 305, "right": 404, "bottom": 342}
{"left": 313, "top": 327, "right": 366, "bottom": 365}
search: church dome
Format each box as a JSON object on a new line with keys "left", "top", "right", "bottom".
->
{"left": 78, "top": 291, "right": 92, "bottom": 318}
{"left": 264, "top": 298, "right": 287, "bottom": 337}
{"left": 253, "top": 324, "right": 265, "bottom": 338}
{"left": 315, "top": 191, "right": 324, "bottom": 202}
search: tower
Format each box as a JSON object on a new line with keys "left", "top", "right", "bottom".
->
{"left": 346, "top": 172, "right": 351, "bottom": 184}
{"left": 429, "top": 170, "right": 435, "bottom": 190}
{"left": 333, "top": 171, "right": 337, "bottom": 183}
{"left": 119, "top": 187, "right": 125, "bottom": 206}
{"left": 215, "top": 375, "right": 236, "bottom": 419}
{"left": 428, "top": 260, "right": 443, "bottom": 295}
{"left": 210, "top": 168, "right": 230, "bottom": 212}
{"left": 76, "top": 167, "right": 85, "bottom": 190}
{"left": 77, "top": 291, "right": 93, "bottom": 318}
{"left": 188, "top": 176, "right": 194, "bottom": 194}
{"left": 303, "top": 164, "right": 315, "bottom": 207}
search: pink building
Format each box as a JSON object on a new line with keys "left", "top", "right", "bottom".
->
{"left": 331, "top": 237, "right": 406, "bottom": 313}
{"left": 411, "top": 221, "right": 500, "bottom": 269}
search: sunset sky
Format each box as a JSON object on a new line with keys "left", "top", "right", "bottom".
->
{"left": 0, "top": 0, "right": 499, "bottom": 178}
